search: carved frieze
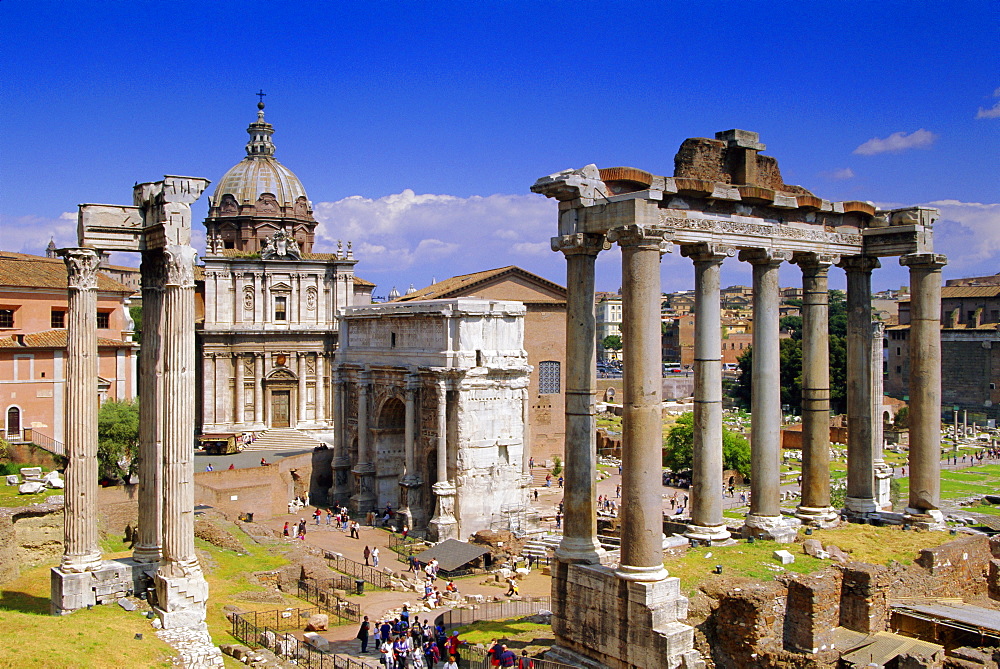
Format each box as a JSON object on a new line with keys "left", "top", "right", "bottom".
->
{"left": 660, "top": 214, "right": 863, "bottom": 247}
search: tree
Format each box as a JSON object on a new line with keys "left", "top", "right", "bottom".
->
{"left": 97, "top": 399, "right": 139, "bottom": 482}
{"left": 602, "top": 334, "right": 622, "bottom": 351}
{"left": 663, "top": 412, "right": 751, "bottom": 478}
{"left": 129, "top": 305, "right": 142, "bottom": 344}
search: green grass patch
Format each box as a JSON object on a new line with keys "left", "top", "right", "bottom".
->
{"left": 0, "top": 485, "right": 63, "bottom": 507}
{"left": 453, "top": 619, "right": 550, "bottom": 646}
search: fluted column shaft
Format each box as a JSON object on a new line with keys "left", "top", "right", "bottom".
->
{"left": 903, "top": 253, "right": 947, "bottom": 514}
{"left": 683, "top": 245, "right": 732, "bottom": 542}
{"left": 841, "top": 256, "right": 880, "bottom": 514}
{"left": 60, "top": 248, "right": 103, "bottom": 572}
{"left": 743, "top": 250, "right": 787, "bottom": 520}
{"left": 553, "top": 233, "right": 605, "bottom": 564}
{"left": 435, "top": 380, "right": 448, "bottom": 484}
{"left": 795, "top": 254, "right": 837, "bottom": 521}
{"left": 315, "top": 354, "right": 326, "bottom": 424}
{"left": 253, "top": 354, "right": 264, "bottom": 425}
{"left": 613, "top": 225, "right": 669, "bottom": 581}
{"left": 134, "top": 250, "right": 165, "bottom": 563}
{"left": 358, "top": 373, "right": 370, "bottom": 465}
{"left": 297, "top": 353, "right": 308, "bottom": 425}
{"left": 404, "top": 378, "right": 418, "bottom": 477}
{"left": 234, "top": 354, "right": 245, "bottom": 424}
{"left": 160, "top": 245, "right": 199, "bottom": 568}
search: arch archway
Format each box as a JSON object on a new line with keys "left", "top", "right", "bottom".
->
{"left": 6, "top": 406, "right": 21, "bottom": 439}
{"left": 373, "top": 397, "right": 405, "bottom": 512}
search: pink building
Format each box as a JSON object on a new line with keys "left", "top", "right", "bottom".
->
{"left": 0, "top": 251, "right": 136, "bottom": 444}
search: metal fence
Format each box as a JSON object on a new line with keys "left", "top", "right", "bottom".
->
{"left": 434, "top": 596, "right": 551, "bottom": 633}
{"left": 387, "top": 532, "right": 430, "bottom": 562}
{"left": 297, "top": 577, "right": 362, "bottom": 623}
{"left": 324, "top": 551, "right": 394, "bottom": 589}
{"left": 461, "top": 645, "right": 579, "bottom": 669}
{"left": 231, "top": 607, "right": 377, "bottom": 669}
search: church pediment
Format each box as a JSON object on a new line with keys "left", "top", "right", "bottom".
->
{"left": 270, "top": 282, "right": 292, "bottom": 291}
{"left": 266, "top": 368, "right": 297, "bottom": 382}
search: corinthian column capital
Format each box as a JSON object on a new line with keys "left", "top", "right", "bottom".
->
{"left": 62, "top": 248, "right": 101, "bottom": 290}
{"left": 164, "top": 245, "right": 197, "bottom": 287}
{"left": 551, "top": 232, "right": 607, "bottom": 256}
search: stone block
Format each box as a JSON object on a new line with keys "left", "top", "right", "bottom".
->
{"left": 304, "top": 613, "right": 328, "bottom": 631}
{"left": 773, "top": 550, "right": 795, "bottom": 565}
{"left": 783, "top": 570, "right": 843, "bottom": 654}
{"left": 839, "top": 562, "right": 889, "bottom": 634}
{"left": 5, "top": 475, "right": 18, "bottom": 486}
{"left": 18, "top": 481, "right": 45, "bottom": 495}
{"left": 303, "top": 632, "right": 329, "bottom": 652}
{"left": 988, "top": 559, "right": 1000, "bottom": 601}
{"left": 19, "top": 467, "right": 42, "bottom": 479}
{"left": 118, "top": 597, "right": 137, "bottom": 611}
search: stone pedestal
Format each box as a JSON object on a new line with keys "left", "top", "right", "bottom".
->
{"left": 429, "top": 481, "right": 458, "bottom": 541}
{"left": 399, "top": 476, "right": 423, "bottom": 531}
{"left": 874, "top": 463, "right": 894, "bottom": 510}
{"left": 351, "top": 464, "right": 377, "bottom": 515}
{"left": 742, "top": 513, "right": 801, "bottom": 543}
{"left": 51, "top": 558, "right": 158, "bottom": 616}
{"left": 548, "top": 562, "right": 704, "bottom": 669}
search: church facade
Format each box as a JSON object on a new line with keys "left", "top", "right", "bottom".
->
{"left": 196, "top": 102, "right": 373, "bottom": 439}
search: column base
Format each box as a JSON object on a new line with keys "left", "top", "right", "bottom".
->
{"left": 429, "top": 481, "right": 458, "bottom": 542}
{"left": 794, "top": 505, "right": 841, "bottom": 528}
{"left": 741, "top": 514, "right": 800, "bottom": 543}
{"left": 51, "top": 559, "right": 150, "bottom": 615}
{"left": 615, "top": 563, "right": 670, "bottom": 582}
{"left": 154, "top": 560, "right": 209, "bottom": 630}
{"left": 684, "top": 523, "right": 733, "bottom": 546}
{"left": 131, "top": 544, "right": 162, "bottom": 564}
{"left": 844, "top": 496, "right": 879, "bottom": 516}
{"left": 904, "top": 508, "right": 946, "bottom": 531}
{"left": 554, "top": 536, "right": 605, "bottom": 565}
{"left": 59, "top": 551, "right": 104, "bottom": 574}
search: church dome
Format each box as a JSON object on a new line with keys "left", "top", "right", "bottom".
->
{"left": 210, "top": 102, "right": 309, "bottom": 209}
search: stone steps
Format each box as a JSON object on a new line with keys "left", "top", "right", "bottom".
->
{"left": 521, "top": 534, "right": 561, "bottom": 558}
{"left": 242, "top": 428, "right": 326, "bottom": 452}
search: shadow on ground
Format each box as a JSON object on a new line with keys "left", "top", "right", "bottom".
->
{"left": 0, "top": 589, "right": 50, "bottom": 614}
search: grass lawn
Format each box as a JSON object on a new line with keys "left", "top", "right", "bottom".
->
{"left": 895, "top": 464, "right": 1000, "bottom": 501}
{"left": 0, "top": 485, "right": 63, "bottom": 507}
{"left": 664, "top": 523, "right": 952, "bottom": 596}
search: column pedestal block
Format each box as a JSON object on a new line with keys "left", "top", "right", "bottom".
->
{"left": 741, "top": 514, "right": 800, "bottom": 543}
{"left": 549, "top": 562, "right": 704, "bottom": 669}
{"left": 51, "top": 558, "right": 158, "bottom": 616}
{"left": 874, "top": 463, "right": 893, "bottom": 510}
{"left": 844, "top": 496, "right": 879, "bottom": 518}
{"left": 904, "top": 508, "right": 946, "bottom": 531}
{"left": 154, "top": 562, "right": 209, "bottom": 629}
{"left": 398, "top": 476, "right": 423, "bottom": 532}
{"left": 350, "top": 465, "right": 376, "bottom": 515}
{"left": 429, "top": 481, "right": 458, "bottom": 542}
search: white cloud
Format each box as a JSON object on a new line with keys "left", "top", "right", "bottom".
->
{"left": 853, "top": 129, "right": 937, "bottom": 155}
{"left": 0, "top": 212, "right": 77, "bottom": 256}
{"left": 976, "top": 101, "right": 1000, "bottom": 119}
{"left": 924, "top": 200, "right": 1000, "bottom": 270}
{"left": 821, "top": 167, "right": 855, "bottom": 180}
{"left": 312, "top": 189, "right": 559, "bottom": 289}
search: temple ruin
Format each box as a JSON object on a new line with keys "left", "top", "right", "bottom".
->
{"left": 532, "top": 129, "right": 946, "bottom": 669}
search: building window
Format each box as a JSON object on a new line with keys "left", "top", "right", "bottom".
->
{"left": 0, "top": 309, "right": 13, "bottom": 328}
{"left": 96, "top": 311, "right": 111, "bottom": 329}
{"left": 51, "top": 310, "right": 65, "bottom": 329}
{"left": 896, "top": 366, "right": 902, "bottom": 374}
{"left": 539, "top": 361, "right": 561, "bottom": 394}
{"left": 275, "top": 296, "right": 287, "bottom": 321}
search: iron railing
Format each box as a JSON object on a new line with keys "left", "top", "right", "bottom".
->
{"left": 230, "top": 607, "right": 378, "bottom": 669}
{"left": 18, "top": 429, "right": 66, "bottom": 457}
{"left": 323, "top": 551, "right": 393, "bottom": 589}
{"left": 434, "top": 596, "right": 551, "bottom": 633}
{"left": 296, "top": 577, "right": 361, "bottom": 623}
{"left": 462, "top": 645, "right": 579, "bottom": 669}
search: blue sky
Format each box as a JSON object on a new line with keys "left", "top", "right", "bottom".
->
{"left": 2, "top": 1, "right": 998, "bottom": 295}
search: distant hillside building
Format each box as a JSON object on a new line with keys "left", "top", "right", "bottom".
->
{"left": 394, "top": 266, "right": 568, "bottom": 463}
{"left": 0, "top": 251, "right": 136, "bottom": 443}
{"left": 886, "top": 285, "right": 1000, "bottom": 421}
{"left": 196, "top": 102, "right": 373, "bottom": 439}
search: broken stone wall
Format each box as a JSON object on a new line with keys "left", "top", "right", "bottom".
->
{"left": 0, "top": 501, "right": 63, "bottom": 585}
{"left": 784, "top": 570, "right": 843, "bottom": 655}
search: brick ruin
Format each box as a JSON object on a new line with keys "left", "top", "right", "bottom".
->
{"left": 695, "top": 534, "right": 1000, "bottom": 669}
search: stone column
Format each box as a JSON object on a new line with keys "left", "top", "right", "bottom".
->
{"left": 840, "top": 256, "right": 880, "bottom": 516}
{"left": 741, "top": 249, "right": 797, "bottom": 542}
{"left": 351, "top": 368, "right": 375, "bottom": 513}
{"left": 331, "top": 368, "right": 352, "bottom": 504}
{"left": 793, "top": 253, "right": 839, "bottom": 527}
{"left": 430, "top": 378, "right": 458, "bottom": 541}
{"left": 154, "top": 244, "right": 209, "bottom": 629}
{"left": 297, "top": 353, "right": 308, "bottom": 425}
{"left": 253, "top": 353, "right": 264, "bottom": 426}
{"left": 610, "top": 224, "right": 669, "bottom": 581}
{"left": 202, "top": 354, "right": 215, "bottom": 428}
{"left": 59, "top": 248, "right": 104, "bottom": 573}
{"left": 551, "top": 233, "right": 605, "bottom": 564}
{"left": 234, "top": 354, "right": 245, "bottom": 425}
{"left": 399, "top": 373, "right": 422, "bottom": 530}
{"left": 872, "top": 321, "right": 893, "bottom": 509}
{"left": 134, "top": 250, "right": 165, "bottom": 563}
{"left": 315, "top": 354, "right": 326, "bottom": 424}
{"left": 901, "top": 253, "right": 947, "bottom": 524}
{"left": 681, "top": 243, "right": 733, "bottom": 544}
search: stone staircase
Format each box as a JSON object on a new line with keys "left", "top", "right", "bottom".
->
{"left": 241, "top": 428, "right": 327, "bottom": 452}
{"left": 521, "top": 533, "right": 561, "bottom": 560}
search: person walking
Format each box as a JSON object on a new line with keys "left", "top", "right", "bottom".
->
{"left": 364, "top": 545, "right": 371, "bottom": 566}
{"left": 357, "top": 615, "right": 371, "bottom": 653}
{"left": 372, "top": 546, "right": 380, "bottom": 567}
{"left": 282, "top": 522, "right": 289, "bottom": 537}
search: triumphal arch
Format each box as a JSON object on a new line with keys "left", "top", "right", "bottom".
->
{"left": 532, "top": 130, "right": 945, "bottom": 668}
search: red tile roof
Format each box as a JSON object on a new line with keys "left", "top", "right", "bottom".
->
{"left": 0, "top": 251, "right": 133, "bottom": 294}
